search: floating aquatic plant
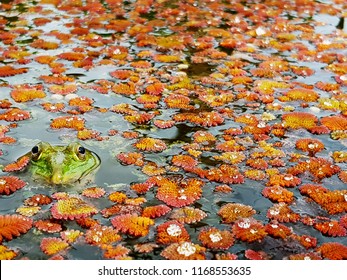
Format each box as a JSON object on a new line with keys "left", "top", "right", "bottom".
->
{"left": 0, "top": 215, "right": 33, "bottom": 243}
{"left": 111, "top": 214, "right": 154, "bottom": 237}
{"left": 40, "top": 237, "right": 69, "bottom": 256}
{"left": 198, "top": 227, "right": 234, "bottom": 250}
{"left": 51, "top": 196, "right": 98, "bottom": 220}
{"left": 218, "top": 203, "right": 256, "bottom": 224}
{"left": 161, "top": 242, "right": 206, "bottom": 260}
{"left": 0, "top": 176, "right": 26, "bottom": 195}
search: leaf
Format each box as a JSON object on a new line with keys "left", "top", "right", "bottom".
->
{"left": 0, "top": 214, "right": 33, "bottom": 243}
{"left": 111, "top": 214, "right": 154, "bottom": 237}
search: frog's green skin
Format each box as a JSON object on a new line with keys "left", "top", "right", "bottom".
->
{"left": 21, "top": 142, "right": 100, "bottom": 185}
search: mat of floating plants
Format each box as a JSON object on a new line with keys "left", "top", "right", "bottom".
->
{"left": 0, "top": 0, "right": 347, "bottom": 260}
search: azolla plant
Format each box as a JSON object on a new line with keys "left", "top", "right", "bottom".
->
{"left": 1, "top": 0, "right": 347, "bottom": 260}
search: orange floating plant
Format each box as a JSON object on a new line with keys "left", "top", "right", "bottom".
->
{"left": 314, "top": 220, "right": 347, "bottom": 237}
{"left": 51, "top": 196, "right": 98, "bottom": 220}
{"left": 0, "top": 65, "right": 28, "bottom": 77}
{"left": 40, "top": 237, "right": 69, "bottom": 255}
{"left": 142, "top": 205, "right": 171, "bottom": 218}
{"left": 85, "top": 225, "right": 122, "bottom": 247}
{"left": 0, "top": 245, "right": 17, "bottom": 260}
{"left": 160, "top": 242, "right": 206, "bottom": 260}
{"left": 218, "top": 203, "right": 256, "bottom": 224}
{"left": 134, "top": 137, "right": 167, "bottom": 152}
{"left": 266, "top": 173, "right": 301, "bottom": 188}
{"left": 117, "top": 152, "right": 144, "bottom": 166}
{"left": 265, "top": 221, "right": 292, "bottom": 239}
{"left": 49, "top": 84, "right": 78, "bottom": 95}
{"left": 317, "top": 242, "right": 347, "bottom": 260}
{"left": 0, "top": 214, "right": 33, "bottom": 243}
{"left": 10, "top": 87, "right": 46, "bottom": 103}
{"left": 82, "top": 187, "right": 106, "bottom": 198}
{"left": 172, "top": 154, "right": 198, "bottom": 170}
{"left": 156, "top": 220, "right": 190, "bottom": 244}
{"left": 262, "top": 186, "right": 294, "bottom": 204}
{"left": 111, "top": 214, "right": 154, "bottom": 237}
{"left": 169, "top": 207, "right": 207, "bottom": 224}
{"left": 2, "top": 156, "right": 30, "bottom": 172}
{"left": 232, "top": 218, "right": 267, "bottom": 243}
{"left": 266, "top": 203, "right": 300, "bottom": 223}
{"left": 50, "top": 116, "right": 85, "bottom": 130}
{"left": 0, "top": 176, "right": 26, "bottom": 195}
{"left": 33, "top": 220, "right": 62, "bottom": 233}
{"left": 282, "top": 112, "right": 318, "bottom": 130}
{"left": 0, "top": 108, "right": 31, "bottom": 122}
{"left": 156, "top": 177, "right": 204, "bottom": 207}
{"left": 295, "top": 138, "right": 325, "bottom": 156}
{"left": 24, "top": 194, "right": 52, "bottom": 206}
{"left": 320, "top": 115, "right": 347, "bottom": 131}
{"left": 245, "top": 249, "right": 269, "bottom": 260}
{"left": 198, "top": 227, "right": 234, "bottom": 250}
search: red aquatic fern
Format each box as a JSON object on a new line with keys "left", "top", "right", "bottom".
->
{"left": 170, "top": 207, "right": 207, "bottom": 224}
{"left": 134, "top": 137, "right": 167, "bottom": 152}
{"left": 0, "top": 176, "right": 26, "bottom": 195}
{"left": 232, "top": 218, "right": 267, "bottom": 243}
{"left": 172, "top": 154, "right": 198, "bottom": 170}
{"left": 156, "top": 177, "right": 204, "bottom": 207}
{"left": 0, "top": 65, "right": 28, "bottom": 77}
{"left": 2, "top": 156, "right": 30, "bottom": 172}
{"left": 49, "top": 84, "right": 78, "bottom": 95}
{"left": 295, "top": 138, "right": 325, "bottom": 156}
{"left": 111, "top": 214, "right": 154, "bottom": 237}
{"left": 320, "top": 115, "right": 347, "bottom": 131}
{"left": 266, "top": 203, "right": 300, "bottom": 223}
{"left": 314, "top": 220, "right": 347, "bottom": 237}
{"left": 262, "top": 186, "right": 294, "bottom": 204}
{"left": 266, "top": 173, "right": 301, "bottom": 188}
{"left": 317, "top": 242, "right": 347, "bottom": 260}
{"left": 33, "top": 220, "right": 62, "bottom": 233}
{"left": 51, "top": 196, "right": 98, "bottom": 220}
{"left": 117, "top": 152, "right": 144, "bottom": 166}
{"left": 0, "top": 214, "right": 33, "bottom": 243}
{"left": 82, "top": 187, "right": 106, "bottom": 198}
{"left": 24, "top": 194, "right": 52, "bottom": 206}
{"left": 282, "top": 112, "right": 318, "bottom": 130}
{"left": 40, "top": 237, "right": 69, "bottom": 255}
{"left": 0, "top": 108, "right": 31, "bottom": 122}
{"left": 156, "top": 220, "right": 190, "bottom": 244}
{"left": 161, "top": 242, "right": 206, "bottom": 260}
{"left": 218, "top": 203, "right": 256, "bottom": 224}
{"left": 245, "top": 249, "right": 269, "bottom": 260}
{"left": 10, "top": 87, "right": 46, "bottom": 103}
{"left": 85, "top": 225, "right": 122, "bottom": 246}
{"left": 265, "top": 221, "right": 292, "bottom": 239}
{"left": 142, "top": 205, "right": 171, "bottom": 219}
{"left": 198, "top": 227, "right": 234, "bottom": 250}
{"left": 0, "top": 245, "right": 17, "bottom": 260}
{"left": 50, "top": 116, "right": 85, "bottom": 130}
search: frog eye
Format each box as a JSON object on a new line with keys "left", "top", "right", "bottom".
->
{"left": 77, "top": 146, "right": 86, "bottom": 160}
{"left": 31, "top": 145, "right": 41, "bottom": 160}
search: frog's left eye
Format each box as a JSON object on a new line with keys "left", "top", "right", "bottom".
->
{"left": 31, "top": 145, "right": 41, "bottom": 160}
{"left": 77, "top": 146, "right": 86, "bottom": 160}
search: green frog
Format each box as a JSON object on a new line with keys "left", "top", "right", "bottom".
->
{"left": 19, "top": 142, "right": 101, "bottom": 185}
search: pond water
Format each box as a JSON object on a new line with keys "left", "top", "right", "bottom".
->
{"left": 0, "top": 0, "right": 347, "bottom": 260}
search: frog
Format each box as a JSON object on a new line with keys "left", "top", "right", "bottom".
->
{"left": 18, "top": 142, "right": 101, "bottom": 185}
